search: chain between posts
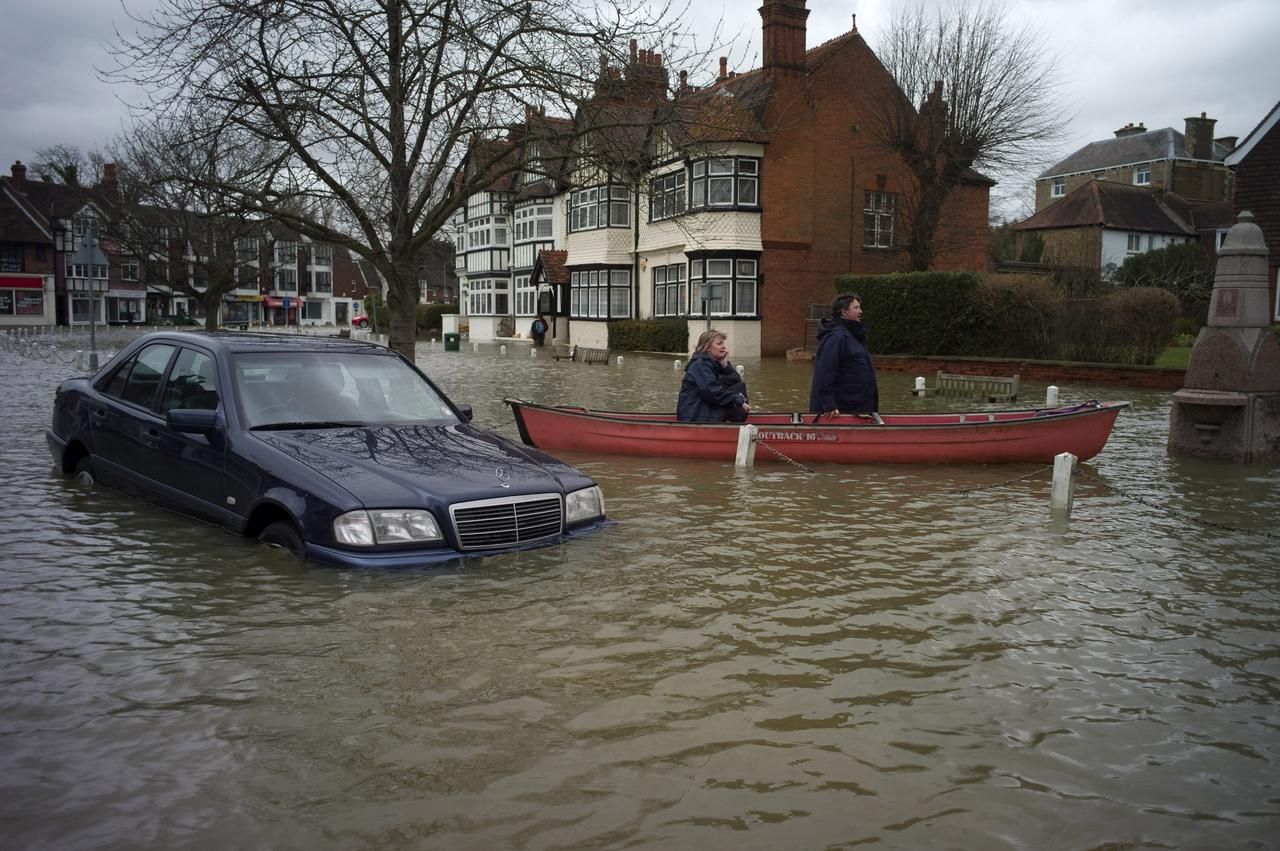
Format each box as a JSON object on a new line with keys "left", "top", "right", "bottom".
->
{"left": 1076, "top": 466, "right": 1280, "bottom": 541}
{"left": 752, "top": 435, "right": 819, "bottom": 474}
{"left": 949, "top": 465, "right": 1053, "bottom": 495}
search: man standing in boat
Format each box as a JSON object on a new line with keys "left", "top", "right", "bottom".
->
{"left": 677, "top": 329, "right": 751, "bottom": 423}
{"left": 809, "top": 294, "right": 879, "bottom": 416}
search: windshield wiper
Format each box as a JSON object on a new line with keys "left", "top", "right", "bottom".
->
{"left": 250, "top": 421, "right": 364, "bottom": 431}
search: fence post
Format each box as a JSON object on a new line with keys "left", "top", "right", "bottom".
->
{"left": 1050, "top": 452, "right": 1076, "bottom": 515}
{"left": 735, "top": 424, "right": 758, "bottom": 468}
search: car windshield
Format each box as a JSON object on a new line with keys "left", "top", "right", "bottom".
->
{"left": 232, "top": 351, "right": 461, "bottom": 429}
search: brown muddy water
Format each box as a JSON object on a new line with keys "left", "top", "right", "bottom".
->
{"left": 1, "top": 336, "right": 1278, "bottom": 850}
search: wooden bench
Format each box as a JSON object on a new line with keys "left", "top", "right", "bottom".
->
{"left": 554, "top": 345, "right": 610, "bottom": 365}
{"left": 932, "top": 371, "right": 1020, "bottom": 403}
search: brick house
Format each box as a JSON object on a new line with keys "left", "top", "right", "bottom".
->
{"left": 1225, "top": 99, "right": 1280, "bottom": 321}
{"left": 1014, "top": 179, "right": 1233, "bottom": 277}
{"left": 1034, "top": 114, "right": 1236, "bottom": 213}
{"left": 453, "top": 0, "right": 990, "bottom": 356}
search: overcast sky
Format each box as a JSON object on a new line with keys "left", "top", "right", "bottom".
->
{"left": 2, "top": 0, "right": 1277, "bottom": 219}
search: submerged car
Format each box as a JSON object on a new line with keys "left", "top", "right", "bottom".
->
{"left": 47, "top": 331, "right": 606, "bottom": 567}
{"left": 352, "top": 314, "right": 370, "bottom": 328}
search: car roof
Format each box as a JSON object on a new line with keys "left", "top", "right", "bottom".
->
{"left": 130, "top": 331, "right": 395, "bottom": 356}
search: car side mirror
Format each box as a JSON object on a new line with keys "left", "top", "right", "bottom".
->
{"left": 167, "top": 408, "right": 220, "bottom": 435}
{"left": 457, "top": 404, "right": 474, "bottom": 422}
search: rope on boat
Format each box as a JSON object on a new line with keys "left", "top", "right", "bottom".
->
{"left": 1077, "top": 467, "right": 1280, "bottom": 541}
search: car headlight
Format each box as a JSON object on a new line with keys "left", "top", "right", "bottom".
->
{"left": 333, "top": 509, "right": 443, "bottom": 546}
{"left": 565, "top": 485, "right": 605, "bottom": 525}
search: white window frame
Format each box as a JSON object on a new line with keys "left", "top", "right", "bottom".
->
{"left": 863, "top": 192, "right": 895, "bottom": 248}
{"left": 1134, "top": 167, "right": 1151, "bottom": 186}
{"left": 1051, "top": 177, "right": 1066, "bottom": 198}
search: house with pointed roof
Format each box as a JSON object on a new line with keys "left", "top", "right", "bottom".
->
{"left": 1034, "top": 114, "right": 1236, "bottom": 212}
{"left": 451, "top": 0, "right": 991, "bottom": 355}
{"left": 1225, "top": 99, "right": 1280, "bottom": 321}
{"left": 1015, "top": 178, "right": 1231, "bottom": 277}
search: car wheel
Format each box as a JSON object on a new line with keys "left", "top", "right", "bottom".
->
{"left": 73, "top": 456, "right": 96, "bottom": 486}
{"left": 259, "top": 521, "right": 306, "bottom": 559}
{"left": 356, "top": 318, "right": 369, "bottom": 328}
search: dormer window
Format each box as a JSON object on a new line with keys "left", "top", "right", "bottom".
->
{"left": 1051, "top": 177, "right": 1066, "bottom": 198}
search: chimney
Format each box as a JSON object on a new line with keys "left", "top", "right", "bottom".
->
{"left": 1184, "top": 112, "right": 1217, "bottom": 160}
{"left": 718, "top": 56, "right": 728, "bottom": 81}
{"left": 1114, "top": 122, "right": 1148, "bottom": 138}
{"left": 851, "top": 14, "right": 857, "bottom": 34}
{"left": 760, "top": 0, "right": 809, "bottom": 78}
{"left": 102, "top": 162, "right": 118, "bottom": 194}
{"left": 10, "top": 160, "right": 27, "bottom": 192}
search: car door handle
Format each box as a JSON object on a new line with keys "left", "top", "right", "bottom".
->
{"left": 91, "top": 409, "right": 107, "bottom": 427}
{"left": 141, "top": 428, "right": 160, "bottom": 448}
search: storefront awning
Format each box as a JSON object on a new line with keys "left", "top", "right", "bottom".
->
{"left": 0, "top": 276, "right": 45, "bottom": 289}
{"left": 236, "top": 294, "right": 264, "bottom": 302}
{"left": 263, "top": 296, "right": 300, "bottom": 309}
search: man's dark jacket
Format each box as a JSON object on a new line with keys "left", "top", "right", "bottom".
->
{"left": 808, "top": 318, "right": 879, "bottom": 413}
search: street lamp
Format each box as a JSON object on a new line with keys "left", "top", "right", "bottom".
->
{"left": 85, "top": 229, "right": 99, "bottom": 370}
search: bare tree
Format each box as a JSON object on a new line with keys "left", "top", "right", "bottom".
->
{"left": 31, "top": 144, "right": 108, "bottom": 188}
{"left": 872, "top": 0, "right": 1066, "bottom": 271}
{"left": 106, "top": 0, "right": 714, "bottom": 357}
{"left": 103, "top": 114, "right": 278, "bottom": 330}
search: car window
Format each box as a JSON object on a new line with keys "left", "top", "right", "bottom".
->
{"left": 104, "top": 344, "right": 177, "bottom": 410}
{"left": 233, "top": 351, "right": 460, "bottom": 428}
{"left": 160, "top": 348, "right": 220, "bottom": 413}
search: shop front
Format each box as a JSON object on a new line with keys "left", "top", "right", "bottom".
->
{"left": 0, "top": 275, "right": 54, "bottom": 326}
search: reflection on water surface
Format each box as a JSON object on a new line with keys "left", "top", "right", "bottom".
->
{"left": 2, "top": 340, "right": 1278, "bottom": 849}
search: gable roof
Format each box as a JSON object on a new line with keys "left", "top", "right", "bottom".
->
{"left": 532, "top": 249, "right": 568, "bottom": 285}
{"left": 1015, "top": 179, "right": 1196, "bottom": 235}
{"left": 1040, "top": 127, "right": 1232, "bottom": 179}
{"left": 1225, "top": 99, "right": 1280, "bottom": 166}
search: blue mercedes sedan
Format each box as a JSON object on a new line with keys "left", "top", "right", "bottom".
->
{"left": 47, "top": 331, "right": 606, "bottom": 567}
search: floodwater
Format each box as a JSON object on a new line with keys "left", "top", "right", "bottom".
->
{"left": 2, "top": 334, "right": 1278, "bottom": 850}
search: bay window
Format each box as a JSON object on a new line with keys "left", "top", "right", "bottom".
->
{"left": 570, "top": 268, "right": 630, "bottom": 319}
{"left": 688, "top": 255, "right": 758, "bottom": 317}
{"left": 690, "top": 158, "right": 760, "bottom": 209}
{"left": 569, "top": 185, "right": 631, "bottom": 232}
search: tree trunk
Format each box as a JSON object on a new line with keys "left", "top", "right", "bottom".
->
{"left": 199, "top": 291, "right": 223, "bottom": 330}
{"left": 385, "top": 258, "right": 418, "bottom": 361}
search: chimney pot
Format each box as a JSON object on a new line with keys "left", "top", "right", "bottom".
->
{"left": 719, "top": 56, "right": 728, "bottom": 79}
{"left": 630, "top": 39, "right": 637, "bottom": 62}
{"left": 851, "top": 13, "right": 857, "bottom": 33}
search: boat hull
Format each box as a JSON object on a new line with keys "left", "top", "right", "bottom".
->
{"left": 505, "top": 399, "right": 1129, "bottom": 464}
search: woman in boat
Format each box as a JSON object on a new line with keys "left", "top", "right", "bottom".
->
{"left": 809, "top": 293, "right": 879, "bottom": 416}
{"left": 677, "top": 329, "right": 751, "bottom": 423}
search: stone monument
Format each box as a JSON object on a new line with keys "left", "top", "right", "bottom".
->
{"left": 1168, "top": 211, "right": 1280, "bottom": 462}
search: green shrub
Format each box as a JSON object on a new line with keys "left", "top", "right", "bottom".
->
{"left": 972, "top": 274, "right": 1062, "bottom": 359}
{"left": 1115, "top": 242, "right": 1213, "bottom": 322}
{"left": 835, "top": 271, "right": 985, "bottom": 355}
{"left": 1056, "top": 289, "right": 1179, "bottom": 364}
{"left": 415, "top": 303, "right": 458, "bottom": 336}
{"left": 607, "top": 318, "right": 689, "bottom": 352}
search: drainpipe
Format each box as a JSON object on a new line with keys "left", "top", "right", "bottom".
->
{"left": 632, "top": 184, "right": 640, "bottom": 320}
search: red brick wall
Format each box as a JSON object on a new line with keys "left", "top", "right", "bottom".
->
{"left": 876, "top": 354, "right": 1185, "bottom": 389}
{"left": 1233, "top": 118, "right": 1280, "bottom": 322}
{"left": 758, "top": 33, "right": 990, "bottom": 355}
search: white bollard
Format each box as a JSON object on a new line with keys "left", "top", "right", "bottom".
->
{"left": 616, "top": 355, "right": 623, "bottom": 365}
{"left": 674, "top": 359, "right": 681, "bottom": 370}
{"left": 472, "top": 341, "right": 479, "bottom": 352}
{"left": 500, "top": 345, "right": 507, "bottom": 355}
{"left": 1046, "top": 385, "right": 1060, "bottom": 407}
{"left": 912, "top": 375, "right": 928, "bottom": 397}
{"left": 1050, "top": 451, "right": 1076, "bottom": 515}
{"left": 531, "top": 347, "right": 537, "bottom": 357}
{"left": 735, "top": 423, "right": 758, "bottom": 468}
{"left": 736, "top": 364, "right": 745, "bottom": 377}
{"left": 915, "top": 376, "right": 926, "bottom": 391}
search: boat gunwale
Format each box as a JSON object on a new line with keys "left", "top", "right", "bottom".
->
{"left": 504, "top": 398, "right": 1130, "bottom": 431}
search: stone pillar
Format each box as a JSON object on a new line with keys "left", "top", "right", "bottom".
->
{"left": 1168, "top": 212, "right": 1280, "bottom": 461}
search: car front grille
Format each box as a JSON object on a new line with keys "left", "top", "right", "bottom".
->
{"left": 449, "top": 493, "right": 563, "bottom": 551}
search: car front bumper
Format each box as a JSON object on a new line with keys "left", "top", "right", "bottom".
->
{"left": 46, "top": 430, "right": 68, "bottom": 471}
{"left": 301, "top": 518, "right": 611, "bottom": 568}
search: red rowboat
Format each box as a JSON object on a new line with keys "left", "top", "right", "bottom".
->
{"left": 504, "top": 398, "right": 1129, "bottom": 464}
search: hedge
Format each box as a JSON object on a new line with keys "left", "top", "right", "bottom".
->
{"left": 835, "top": 271, "right": 986, "bottom": 356}
{"left": 607, "top": 318, "right": 689, "bottom": 352}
